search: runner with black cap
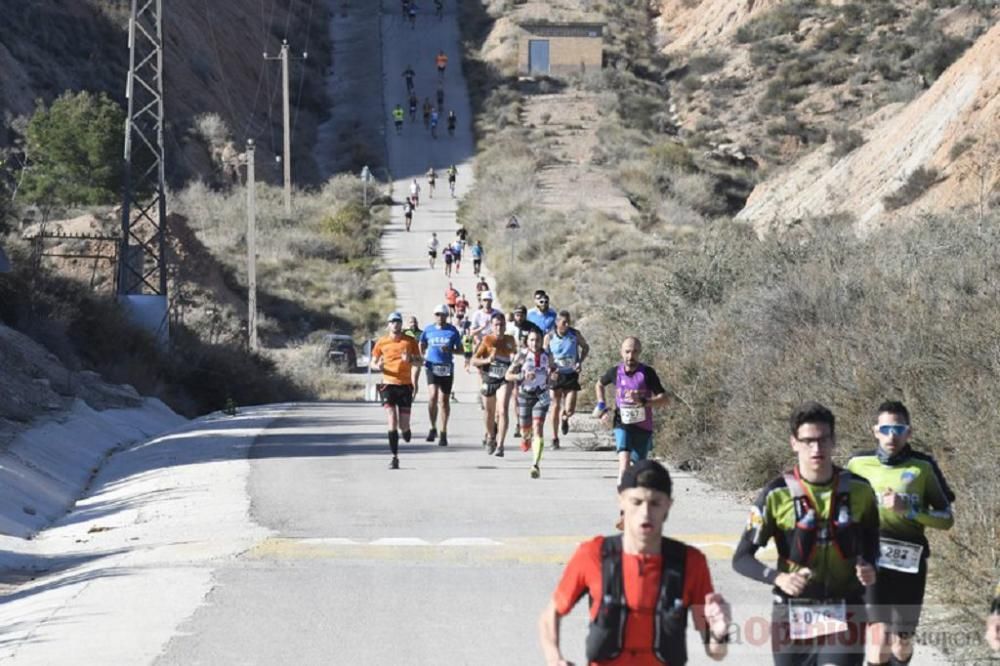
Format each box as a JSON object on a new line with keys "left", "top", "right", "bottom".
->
{"left": 420, "top": 304, "right": 463, "bottom": 446}
{"left": 371, "top": 311, "right": 423, "bottom": 469}
{"left": 539, "top": 459, "right": 732, "bottom": 665}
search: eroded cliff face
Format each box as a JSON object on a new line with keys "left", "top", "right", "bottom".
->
{"left": 737, "top": 20, "right": 1000, "bottom": 233}
{"left": 655, "top": 0, "right": 785, "bottom": 52}
{"left": 0, "top": 0, "right": 331, "bottom": 184}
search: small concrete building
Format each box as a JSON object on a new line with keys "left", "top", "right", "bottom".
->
{"left": 517, "top": 22, "right": 604, "bottom": 77}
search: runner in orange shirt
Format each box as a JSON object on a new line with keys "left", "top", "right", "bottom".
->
{"left": 435, "top": 50, "right": 448, "bottom": 81}
{"left": 371, "top": 311, "right": 423, "bottom": 469}
{"left": 539, "top": 460, "right": 732, "bottom": 666}
{"left": 472, "top": 311, "right": 517, "bottom": 456}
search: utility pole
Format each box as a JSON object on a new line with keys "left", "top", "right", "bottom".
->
{"left": 264, "top": 40, "right": 307, "bottom": 218}
{"left": 246, "top": 139, "right": 258, "bottom": 352}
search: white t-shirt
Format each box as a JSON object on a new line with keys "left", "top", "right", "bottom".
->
{"left": 471, "top": 307, "right": 497, "bottom": 337}
{"left": 427, "top": 237, "right": 439, "bottom": 251}
{"left": 517, "top": 349, "right": 551, "bottom": 391}
{"left": 410, "top": 182, "right": 420, "bottom": 196}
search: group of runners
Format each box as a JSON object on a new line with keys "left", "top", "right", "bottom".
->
{"left": 394, "top": 54, "right": 457, "bottom": 138}
{"left": 370, "top": 285, "right": 590, "bottom": 481}
{"left": 371, "top": 308, "right": 998, "bottom": 663}
{"left": 427, "top": 228, "right": 481, "bottom": 277}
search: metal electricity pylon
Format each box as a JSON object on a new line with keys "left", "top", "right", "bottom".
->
{"left": 118, "top": 0, "right": 168, "bottom": 301}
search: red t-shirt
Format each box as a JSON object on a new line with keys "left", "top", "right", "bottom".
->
{"left": 553, "top": 536, "right": 714, "bottom": 666}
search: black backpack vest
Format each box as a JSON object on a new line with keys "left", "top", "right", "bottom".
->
{"left": 586, "top": 535, "right": 688, "bottom": 665}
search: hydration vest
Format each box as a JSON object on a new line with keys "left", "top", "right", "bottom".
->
{"left": 586, "top": 536, "right": 688, "bottom": 665}
{"left": 782, "top": 469, "right": 859, "bottom": 566}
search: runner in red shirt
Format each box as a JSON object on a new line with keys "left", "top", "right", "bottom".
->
{"left": 445, "top": 282, "right": 460, "bottom": 317}
{"left": 539, "top": 460, "right": 731, "bottom": 665}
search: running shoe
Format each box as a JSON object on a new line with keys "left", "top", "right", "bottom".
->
{"left": 487, "top": 439, "right": 497, "bottom": 455}
{"left": 389, "top": 457, "right": 399, "bottom": 470}
{"left": 425, "top": 428, "right": 438, "bottom": 443}
{"left": 530, "top": 465, "right": 540, "bottom": 479}
{"left": 402, "top": 429, "right": 412, "bottom": 443}
{"left": 494, "top": 447, "right": 504, "bottom": 458}
{"left": 561, "top": 417, "right": 570, "bottom": 436}
{"left": 438, "top": 432, "right": 448, "bottom": 447}
{"left": 520, "top": 438, "right": 530, "bottom": 452}
{"left": 551, "top": 437, "right": 561, "bottom": 450}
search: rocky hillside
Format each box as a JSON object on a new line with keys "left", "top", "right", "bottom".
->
{"left": 0, "top": 0, "right": 332, "bottom": 186}
{"left": 655, "top": 0, "right": 997, "bottom": 222}
{"left": 738, "top": 20, "right": 1000, "bottom": 231}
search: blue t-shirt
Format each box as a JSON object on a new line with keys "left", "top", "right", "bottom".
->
{"left": 420, "top": 323, "right": 463, "bottom": 365}
{"left": 471, "top": 245, "right": 483, "bottom": 259}
{"left": 527, "top": 308, "right": 557, "bottom": 334}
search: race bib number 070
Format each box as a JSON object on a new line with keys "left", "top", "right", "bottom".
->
{"left": 788, "top": 600, "right": 847, "bottom": 640}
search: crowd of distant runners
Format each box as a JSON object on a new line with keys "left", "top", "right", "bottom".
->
{"left": 369, "top": 13, "right": 1000, "bottom": 662}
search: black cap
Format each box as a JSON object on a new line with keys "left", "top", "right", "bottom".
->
{"left": 617, "top": 460, "right": 672, "bottom": 496}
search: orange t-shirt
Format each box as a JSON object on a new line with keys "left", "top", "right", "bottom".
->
{"left": 474, "top": 334, "right": 517, "bottom": 362}
{"left": 373, "top": 335, "right": 421, "bottom": 385}
{"left": 436, "top": 54, "right": 448, "bottom": 68}
{"left": 445, "top": 288, "right": 459, "bottom": 305}
{"left": 553, "top": 536, "right": 714, "bottom": 666}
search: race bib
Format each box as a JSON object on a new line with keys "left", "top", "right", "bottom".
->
{"left": 788, "top": 600, "right": 847, "bottom": 640}
{"left": 878, "top": 537, "right": 923, "bottom": 574}
{"left": 555, "top": 356, "right": 576, "bottom": 369}
{"left": 431, "top": 364, "right": 453, "bottom": 378}
{"left": 619, "top": 404, "right": 646, "bottom": 424}
{"left": 488, "top": 361, "right": 510, "bottom": 380}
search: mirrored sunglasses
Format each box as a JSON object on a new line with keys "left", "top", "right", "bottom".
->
{"left": 877, "top": 424, "right": 909, "bottom": 437}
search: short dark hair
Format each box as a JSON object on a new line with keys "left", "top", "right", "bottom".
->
{"left": 876, "top": 400, "right": 910, "bottom": 425}
{"left": 534, "top": 289, "right": 547, "bottom": 298}
{"left": 789, "top": 402, "right": 835, "bottom": 438}
{"left": 558, "top": 310, "right": 571, "bottom": 321}
{"left": 491, "top": 311, "right": 506, "bottom": 323}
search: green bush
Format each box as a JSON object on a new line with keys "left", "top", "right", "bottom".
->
{"left": 20, "top": 91, "right": 125, "bottom": 206}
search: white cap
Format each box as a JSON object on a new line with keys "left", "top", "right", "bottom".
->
{"left": 386, "top": 311, "right": 403, "bottom": 323}
{"left": 433, "top": 304, "right": 450, "bottom": 315}
{"left": 482, "top": 291, "right": 494, "bottom": 300}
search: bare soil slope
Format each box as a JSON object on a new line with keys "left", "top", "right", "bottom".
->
{"left": 737, "top": 21, "right": 1000, "bottom": 232}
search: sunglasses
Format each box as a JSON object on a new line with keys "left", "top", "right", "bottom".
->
{"left": 877, "top": 424, "right": 910, "bottom": 437}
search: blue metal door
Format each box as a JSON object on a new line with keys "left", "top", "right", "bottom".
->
{"left": 529, "top": 40, "right": 550, "bottom": 75}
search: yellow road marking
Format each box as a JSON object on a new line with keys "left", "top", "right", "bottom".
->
{"left": 246, "top": 534, "right": 777, "bottom": 564}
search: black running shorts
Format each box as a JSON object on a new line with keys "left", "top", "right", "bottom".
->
{"left": 427, "top": 371, "right": 455, "bottom": 394}
{"left": 552, "top": 371, "right": 581, "bottom": 392}
{"left": 380, "top": 384, "right": 413, "bottom": 409}
{"left": 480, "top": 379, "right": 506, "bottom": 398}
{"left": 864, "top": 556, "right": 928, "bottom": 635}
